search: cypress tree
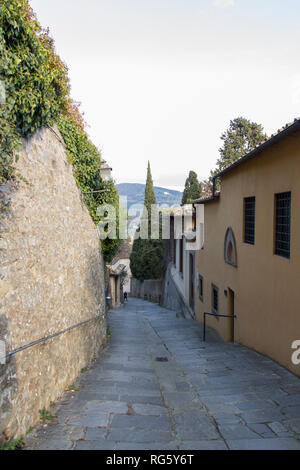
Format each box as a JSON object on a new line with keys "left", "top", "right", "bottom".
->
{"left": 141, "top": 161, "right": 158, "bottom": 237}
{"left": 130, "top": 162, "right": 163, "bottom": 281}
{"left": 181, "top": 171, "right": 202, "bottom": 205}
{"left": 144, "top": 161, "right": 157, "bottom": 212}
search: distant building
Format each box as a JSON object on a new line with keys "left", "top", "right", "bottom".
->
{"left": 111, "top": 239, "right": 133, "bottom": 294}
{"left": 107, "top": 239, "right": 133, "bottom": 309}
{"left": 107, "top": 262, "right": 126, "bottom": 309}
{"left": 161, "top": 206, "right": 197, "bottom": 319}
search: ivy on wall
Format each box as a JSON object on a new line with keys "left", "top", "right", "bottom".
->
{"left": 58, "top": 117, "right": 122, "bottom": 261}
{"left": 0, "top": 0, "right": 69, "bottom": 183}
{"left": 0, "top": 0, "right": 121, "bottom": 261}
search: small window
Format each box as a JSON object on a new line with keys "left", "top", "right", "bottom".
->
{"left": 211, "top": 284, "right": 219, "bottom": 314}
{"left": 199, "top": 275, "right": 204, "bottom": 302}
{"left": 275, "top": 192, "right": 291, "bottom": 259}
{"left": 224, "top": 227, "right": 237, "bottom": 267}
{"left": 244, "top": 197, "right": 256, "bottom": 245}
{"left": 173, "top": 238, "right": 177, "bottom": 265}
{"left": 179, "top": 238, "right": 184, "bottom": 274}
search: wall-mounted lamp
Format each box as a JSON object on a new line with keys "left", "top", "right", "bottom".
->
{"left": 100, "top": 161, "right": 113, "bottom": 183}
{"left": 82, "top": 160, "right": 113, "bottom": 195}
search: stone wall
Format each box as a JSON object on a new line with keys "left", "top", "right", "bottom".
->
{"left": 161, "top": 264, "right": 194, "bottom": 319}
{"left": 131, "top": 278, "right": 162, "bottom": 304}
{"left": 0, "top": 126, "right": 107, "bottom": 439}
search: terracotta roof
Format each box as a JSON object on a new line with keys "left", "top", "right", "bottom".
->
{"left": 193, "top": 192, "right": 220, "bottom": 204}
{"left": 215, "top": 118, "right": 300, "bottom": 179}
{"left": 111, "top": 240, "right": 133, "bottom": 264}
{"left": 107, "top": 263, "right": 127, "bottom": 276}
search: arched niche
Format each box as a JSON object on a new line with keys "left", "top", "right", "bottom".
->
{"left": 224, "top": 227, "right": 237, "bottom": 267}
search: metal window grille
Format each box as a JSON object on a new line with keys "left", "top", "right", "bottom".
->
{"left": 179, "top": 238, "right": 183, "bottom": 274}
{"left": 212, "top": 284, "right": 219, "bottom": 314}
{"left": 275, "top": 192, "right": 291, "bottom": 259}
{"left": 244, "top": 197, "right": 256, "bottom": 245}
{"left": 199, "top": 275, "right": 203, "bottom": 301}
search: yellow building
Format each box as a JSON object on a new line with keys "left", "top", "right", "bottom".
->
{"left": 194, "top": 118, "right": 300, "bottom": 376}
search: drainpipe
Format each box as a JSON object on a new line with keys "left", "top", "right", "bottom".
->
{"left": 212, "top": 177, "right": 216, "bottom": 198}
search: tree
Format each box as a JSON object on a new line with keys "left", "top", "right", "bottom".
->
{"left": 213, "top": 117, "right": 268, "bottom": 175}
{"left": 203, "top": 117, "right": 268, "bottom": 194}
{"left": 130, "top": 238, "right": 163, "bottom": 282}
{"left": 141, "top": 161, "right": 158, "bottom": 236}
{"left": 144, "top": 161, "right": 157, "bottom": 213}
{"left": 130, "top": 162, "right": 164, "bottom": 281}
{"left": 181, "top": 171, "right": 202, "bottom": 205}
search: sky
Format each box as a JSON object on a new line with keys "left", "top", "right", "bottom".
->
{"left": 30, "top": 0, "right": 300, "bottom": 191}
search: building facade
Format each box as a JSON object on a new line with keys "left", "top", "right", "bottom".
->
{"left": 111, "top": 239, "right": 133, "bottom": 294}
{"left": 194, "top": 119, "right": 300, "bottom": 375}
{"left": 161, "top": 206, "right": 197, "bottom": 319}
{"left": 107, "top": 263, "right": 126, "bottom": 309}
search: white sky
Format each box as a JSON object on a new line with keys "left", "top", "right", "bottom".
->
{"left": 30, "top": 0, "right": 300, "bottom": 191}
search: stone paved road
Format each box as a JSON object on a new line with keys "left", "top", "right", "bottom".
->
{"left": 25, "top": 299, "right": 300, "bottom": 450}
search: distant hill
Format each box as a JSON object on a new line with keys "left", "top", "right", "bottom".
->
{"left": 117, "top": 183, "right": 182, "bottom": 209}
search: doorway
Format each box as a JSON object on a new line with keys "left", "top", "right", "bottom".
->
{"left": 228, "top": 288, "right": 235, "bottom": 342}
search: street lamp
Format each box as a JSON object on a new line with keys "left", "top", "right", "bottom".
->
{"left": 100, "top": 161, "right": 113, "bottom": 183}
{"left": 82, "top": 160, "right": 113, "bottom": 195}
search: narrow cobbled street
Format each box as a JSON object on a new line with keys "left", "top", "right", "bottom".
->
{"left": 25, "top": 299, "right": 300, "bottom": 450}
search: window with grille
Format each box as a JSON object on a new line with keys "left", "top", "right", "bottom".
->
{"left": 211, "top": 284, "right": 219, "bottom": 314}
{"left": 179, "top": 238, "right": 184, "bottom": 274}
{"left": 199, "top": 275, "right": 203, "bottom": 302}
{"left": 275, "top": 192, "right": 291, "bottom": 259}
{"left": 244, "top": 197, "right": 256, "bottom": 245}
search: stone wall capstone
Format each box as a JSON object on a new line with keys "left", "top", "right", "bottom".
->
{"left": 0, "top": 126, "right": 107, "bottom": 439}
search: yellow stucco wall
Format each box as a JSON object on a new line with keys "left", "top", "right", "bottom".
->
{"left": 195, "top": 130, "right": 300, "bottom": 376}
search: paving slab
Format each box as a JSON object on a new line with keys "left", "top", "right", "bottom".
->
{"left": 218, "top": 423, "right": 260, "bottom": 440}
{"left": 34, "top": 439, "right": 73, "bottom": 450}
{"left": 65, "top": 413, "right": 109, "bottom": 428}
{"left": 227, "top": 438, "right": 300, "bottom": 450}
{"left": 107, "top": 428, "right": 173, "bottom": 443}
{"left": 131, "top": 404, "right": 169, "bottom": 415}
{"left": 178, "top": 440, "right": 228, "bottom": 450}
{"left": 115, "top": 442, "right": 178, "bottom": 450}
{"left": 110, "top": 414, "right": 172, "bottom": 431}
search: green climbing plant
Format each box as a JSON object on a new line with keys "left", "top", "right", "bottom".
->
{"left": 57, "top": 116, "right": 122, "bottom": 262}
{"left": 0, "top": 0, "right": 121, "bottom": 261}
{"left": 0, "top": 0, "right": 70, "bottom": 183}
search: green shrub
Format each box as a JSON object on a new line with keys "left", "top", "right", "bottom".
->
{"left": 130, "top": 238, "right": 163, "bottom": 282}
{"left": 0, "top": 437, "right": 24, "bottom": 450}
